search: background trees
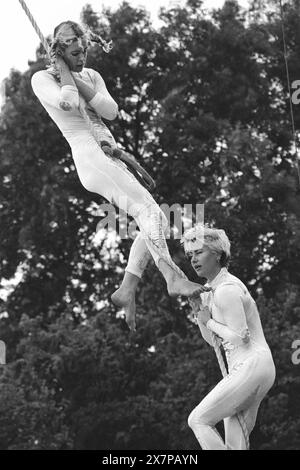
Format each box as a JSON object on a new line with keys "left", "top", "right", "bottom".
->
{"left": 0, "top": 0, "right": 299, "bottom": 449}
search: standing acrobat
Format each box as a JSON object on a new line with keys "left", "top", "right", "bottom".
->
{"left": 182, "top": 225, "right": 275, "bottom": 450}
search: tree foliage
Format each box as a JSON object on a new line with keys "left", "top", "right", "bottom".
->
{"left": 0, "top": 0, "right": 299, "bottom": 450}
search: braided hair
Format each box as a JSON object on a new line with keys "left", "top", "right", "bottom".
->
{"left": 48, "top": 21, "right": 113, "bottom": 80}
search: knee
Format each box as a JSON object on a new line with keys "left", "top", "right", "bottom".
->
{"left": 188, "top": 407, "right": 209, "bottom": 430}
{"left": 78, "top": 173, "right": 95, "bottom": 193}
{"left": 188, "top": 409, "right": 201, "bottom": 430}
{"left": 188, "top": 410, "right": 196, "bottom": 430}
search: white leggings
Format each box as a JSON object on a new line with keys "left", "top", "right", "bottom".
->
{"left": 188, "top": 349, "right": 276, "bottom": 450}
{"left": 72, "top": 140, "right": 168, "bottom": 277}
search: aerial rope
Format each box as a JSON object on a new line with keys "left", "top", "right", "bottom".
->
{"left": 279, "top": 0, "right": 300, "bottom": 186}
{"left": 18, "top": 0, "right": 250, "bottom": 448}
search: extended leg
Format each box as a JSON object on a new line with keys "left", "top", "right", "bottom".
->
{"left": 111, "top": 233, "right": 151, "bottom": 330}
{"left": 75, "top": 149, "right": 205, "bottom": 304}
{"left": 111, "top": 271, "right": 140, "bottom": 331}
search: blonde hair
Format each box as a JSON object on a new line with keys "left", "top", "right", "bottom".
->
{"left": 48, "top": 21, "right": 112, "bottom": 79}
{"left": 181, "top": 224, "right": 231, "bottom": 267}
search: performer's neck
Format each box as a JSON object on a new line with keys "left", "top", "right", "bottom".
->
{"left": 206, "top": 266, "right": 223, "bottom": 284}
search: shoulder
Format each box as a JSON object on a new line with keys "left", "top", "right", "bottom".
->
{"left": 85, "top": 68, "right": 104, "bottom": 80}
{"left": 217, "top": 271, "right": 247, "bottom": 294}
{"left": 214, "top": 281, "right": 245, "bottom": 307}
{"left": 31, "top": 69, "right": 56, "bottom": 88}
{"left": 31, "top": 69, "right": 53, "bottom": 80}
{"left": 83, "top": 68, "right": 106, "bottom": 89}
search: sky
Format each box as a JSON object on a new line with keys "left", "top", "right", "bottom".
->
{"left": 0, "top": 0, "right": 249, "bottom": 85}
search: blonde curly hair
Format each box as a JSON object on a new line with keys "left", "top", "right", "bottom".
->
{"left": 48, "top": 21, "right": 112, "bottom": 80}
{"left": 181, "top": 224, "right": 231, "bottom": 267}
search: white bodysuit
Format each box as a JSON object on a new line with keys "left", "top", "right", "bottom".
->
{"left": 31, "top": 67, "right": 169, "bottom": 276}
{"left": 188, "top": 267, "right": 276, "bottom": 450}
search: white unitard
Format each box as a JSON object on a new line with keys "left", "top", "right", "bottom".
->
{"left": 188, "top": 268, "right": 276, "bottom": 450}
{"left": 31, "top": 67, "right": 168, "bottom": 276}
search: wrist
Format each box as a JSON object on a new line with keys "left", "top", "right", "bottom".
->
{"left": 60, "top": 71, "right": 76, "bottom": 88}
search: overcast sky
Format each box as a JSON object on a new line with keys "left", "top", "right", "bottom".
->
{"left": 0, "top": 0, "right": 249, "bottom": 84}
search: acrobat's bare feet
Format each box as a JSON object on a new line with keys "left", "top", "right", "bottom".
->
{"left": 111, "top": 287, "right": 136, "bottom": 331}
{"left": 167, "top": 278, "right": 211, "bottom": 299}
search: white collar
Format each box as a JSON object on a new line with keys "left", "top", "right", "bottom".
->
{"left": 206, "top": 267, "right": 228, "bottom": 290}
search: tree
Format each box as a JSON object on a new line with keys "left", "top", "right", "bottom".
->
{"left": 0, "top": 0, "right": 299, "bottom": 449}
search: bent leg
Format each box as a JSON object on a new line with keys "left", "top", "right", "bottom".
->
{"left": 224, "top": 356, "right": 275, "bottom": 450}
{"left": 126, "top": 233, "right": 152, "bottom": 279}
{"left": 76, "top": 145, "right": 203, "bottom": 298}
{"left": 187, "top": 356, "right": 262, "bottom": 450}
{"left": 224, "top": 402, "right": 259, "bottom": 450}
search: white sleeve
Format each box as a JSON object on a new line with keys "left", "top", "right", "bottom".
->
{"left": 31, "top": 71, "right": 79, "bottom": 111}
{"left": 88, "top": 69, "right": 118, "bottom": 120}
{"left": 206, "top": 284, "right": 250, "bottom": 346}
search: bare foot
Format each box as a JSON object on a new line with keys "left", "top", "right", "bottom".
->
{"left": 111, "top": 287, "right": 136, "bottom": 331}
{"left": 167, "top": 278, "right": 211, "bottom": 298}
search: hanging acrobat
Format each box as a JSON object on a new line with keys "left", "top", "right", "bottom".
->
{"left": 19, "top": 0, "right": 210, "bottom": 333}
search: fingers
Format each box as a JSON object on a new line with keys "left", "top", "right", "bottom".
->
{"left": 189, "top": 284, "right": 211, "bottom": 298}
{"left": 56, "top": 56, "right": 69, "bottom": 73}
{"left": 191, "top": 286, "right": 211, "bottom": 297}
{"left": 189, "top": 288, "right": 204, "bottom": 300}
{"left": 202, "top": 286, "right": 212, "bottom": 292}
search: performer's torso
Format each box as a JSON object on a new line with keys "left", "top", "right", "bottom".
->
{"left": 33, "top": 68, "right": 114, "bottom": 150}
{"left": 202, "top": 268, "right": 273, "bottom": 366}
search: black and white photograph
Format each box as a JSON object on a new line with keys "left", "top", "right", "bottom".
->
{"left": 0, "top": 0, "right": 299, "bottom": 453}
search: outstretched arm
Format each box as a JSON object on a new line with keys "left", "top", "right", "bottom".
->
{"left": 206, "top": 285, "right": 250, "bottom": 346}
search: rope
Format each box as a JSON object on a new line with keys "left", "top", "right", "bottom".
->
{"left": 279, "top": 0, "right": 300, "bottom": 186}
{"left": 18, "top": 0, "right": 50, "bottom": 55}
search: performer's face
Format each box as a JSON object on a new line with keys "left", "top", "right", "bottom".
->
{"left": 189, "top": 245, "right": 220, "bottom": 279}
{"left": 63, "top": 40, "right": 88, "bottom": 72}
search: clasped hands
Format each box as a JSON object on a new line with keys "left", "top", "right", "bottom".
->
{"left": 190, "top": 296, "right": 212, "bottom": 326}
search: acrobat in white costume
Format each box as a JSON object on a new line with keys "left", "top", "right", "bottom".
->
{"left": 182, "top": 225, "right": 276, "bottom": 450}
{"left": 30, "top": 21, "right": 209, "bottom": 331}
